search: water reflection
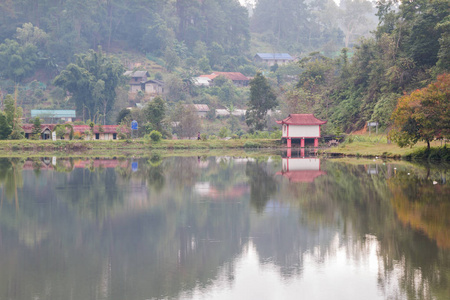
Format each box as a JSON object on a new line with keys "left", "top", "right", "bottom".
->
{"left": 276, "top": 156, "right": 326, "bottom": 183}
{"left": 0, "top": 156, "right": 448, "bottom": 299}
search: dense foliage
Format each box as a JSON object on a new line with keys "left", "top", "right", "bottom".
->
{"left": 0, "top": 0, "right": 250, "bottom": 69}
{"left": 280, "top": 0, "right": 450, "bottom": 134}
{"left": 389, "top": 74, "right": 450, "bottom": 149}
{"left": 53, "top": 48, "right": 126, "bottom": 124}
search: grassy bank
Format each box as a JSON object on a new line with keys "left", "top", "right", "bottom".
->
{"left": 322, "top": 134, "right": 449, "bottom": 161}
{"left": 0, "top": 138, "right": 282, "bottom": 153}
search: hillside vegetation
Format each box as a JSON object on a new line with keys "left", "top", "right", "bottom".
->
{"left": 0, "top": 0, "right": 448, "bottom": 141}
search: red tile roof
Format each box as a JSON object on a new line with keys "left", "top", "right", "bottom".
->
{"left": 72, "top": 125, "right": 125, "bottom": 134}
{"left": 21, "top": 124, "right": 56, "bottom": 133}
{"left": 276, "top": 114, "right": 327, "bottom": 125}
{"left": 21, "top": 124, "right": 128, "bottom": 134}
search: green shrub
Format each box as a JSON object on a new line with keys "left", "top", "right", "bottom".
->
{"left": 218, "top": 127, "right": 229, "bottom": 138}
{"left": 270, "top": 130, "right": 282, "bottom": 139}
{"left": 200, "top": 133, "right": 208, "bottom": 141}
{"left": 149, "top": 130, "right": 162, "bottom": 142}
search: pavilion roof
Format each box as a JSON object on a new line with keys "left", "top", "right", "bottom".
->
{"left": 276, "top": 114, "right": 327, "bottom": 125}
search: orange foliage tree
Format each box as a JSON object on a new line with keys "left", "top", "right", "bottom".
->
{"left": 389, "top": 73, "right": 450, "bottom": 149}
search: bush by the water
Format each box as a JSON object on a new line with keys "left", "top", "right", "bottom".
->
{"left": 244, "top": 141, "right": 261, "bottom": 148}
{"left": 403, "top": 145, "right": 450, "bottom": 161}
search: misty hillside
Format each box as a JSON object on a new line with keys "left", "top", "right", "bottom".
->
{"left": 0, "top": 0, "right": 448, "bottom": 134}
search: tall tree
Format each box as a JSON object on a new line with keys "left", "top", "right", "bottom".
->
{"left": 172, "top": 103, "right": 200, "bottom": 138}
{"left": 31, "top": 117, "right": 42, "bottom": 140}
{"left": 246, "top": 72, "right": 277, "bottom": 131}
{"left": 0, "top": 112, "right": 12, "bottom": 140}
{"left": 53, "top": 47, "right": 126, "bottom": 123}
{"left": 3, "top": 93, "right": 23, "bottom": 139}
{"left": 144, "top": 96, "right": 166, "bottom": 132}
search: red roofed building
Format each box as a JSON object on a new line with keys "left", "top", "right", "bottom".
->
{"left": 22, "top": 124, "right": 128, "bottom": 140}
{"left": 199, "top": 72, "right": 249, "bottom": 86}
{"left": 72, "top": 125, "right": 125, "bottom": 140}
{"left": 276, "top": 114, "right": 327, "bottom": 148}
{"left": 22, "top": 124, "right": 56, "bottom": 139}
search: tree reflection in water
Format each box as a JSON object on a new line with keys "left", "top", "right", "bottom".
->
{"left": 0, "top": 156, "right": 448, "bottom": 299}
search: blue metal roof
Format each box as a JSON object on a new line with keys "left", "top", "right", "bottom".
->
{"left": 255, "top": 53, "right": 293, "bottom": 60}
{"left": 31, "top": 110, "right": 76, "bottom": 118}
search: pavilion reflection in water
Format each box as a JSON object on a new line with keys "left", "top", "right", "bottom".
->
{"left": 276, "top": 152, "right": 326, "bottom": 183}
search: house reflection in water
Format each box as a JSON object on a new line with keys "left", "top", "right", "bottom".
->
{"left": 276, "top": 155, "right": 326, "bottom": 183}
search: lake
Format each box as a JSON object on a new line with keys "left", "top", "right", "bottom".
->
{"left": 0, "top": 155, "right": 448, "bottom": 300}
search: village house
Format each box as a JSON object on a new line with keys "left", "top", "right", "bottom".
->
{"left": 193, "top": 77, "right": 212, "bottom": 87}
{"left": 142, "top": 79, "right": 165, "bottom": 95}
{"left": 22, "top": 124, "right": 55, "bottom": 140}
{"left": 187, "top": 104, "right": 210, "bottom": 118}
{"left": 71, "top": 125, "right": 124, "bottom": 140}
{"left": 276, "top": 114, "right": 327, "bottom": 148}
{"left": 124, "top": 71, "right": 165, "bottom": 96}
{"left": 22, "top": 124, "right": 127, "bottom": 140}
{"left": 215, "top": 108, "right": 247, "bottom": 117}
{"left": 254, "top": 53, "right": 294, "bottom": 66}
{"left": 199, "top": 72, "right": 249, "bottom": 87}
{"left": 124, "top": 70, "right": 150, "bottom": 93}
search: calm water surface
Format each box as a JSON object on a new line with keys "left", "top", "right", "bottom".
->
{"left": 0, "top": 155, "right": 448, "bottom": 300}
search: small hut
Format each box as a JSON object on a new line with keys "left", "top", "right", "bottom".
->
{"left": 276, "top": 114, "right": 327, "bottom": 147}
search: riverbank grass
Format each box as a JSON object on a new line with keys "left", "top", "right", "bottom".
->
{"left": 0, "top": 138, "right": 281, "bottom": 152}
{"left": 324, "top": 133, "right": 448, "bottom": 160}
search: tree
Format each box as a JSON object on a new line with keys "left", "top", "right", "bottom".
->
{"left": 3, "top": 94, "right": 16, "bottom": 127}
{"left": 53, "top": 47, "right": 125, "bottom": 123}
{"left": 31, "top": 117, "right": 41, "bottom": 140}
{"left": 116, "top": 108, "right": 131, "bottom": 124}
{"left": 15, "top": 22, "right": 48, "bottom": 48}
{"left": 3, "top": 93, "right": 23, "bottom": 139}
{"left": 172, "top": 103, "right": 200, "bottom": 138}
{"left": 144, "top": 96, "right": 166, "bottom": 132}
{"left": 0, "top": 112, "right": 12, "bottom": 140}
{"left": 246, "top": 72, "right": 277, "bottom": 131}
{"left": 0, "top": 39, "right": 38, "bottom": 81}
{"left": 389, "top": 74, "right": 450, "bottom": 149}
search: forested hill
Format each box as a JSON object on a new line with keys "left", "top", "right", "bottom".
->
{"left": 0, "top": 0, "right": 361, "bottom": 74}
{"left": 0, "top": 0, "right": 448, "bottom": 133}
{"left": 0, "top": 0, "right": 250, "bottom": 74}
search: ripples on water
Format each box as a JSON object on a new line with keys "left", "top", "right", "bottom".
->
{"left": 0, "top": 156, "right": 448, "bottom": 300}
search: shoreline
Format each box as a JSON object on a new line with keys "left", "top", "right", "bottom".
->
{"left": 0, "top": 138, "right": 448, "bottom": 161}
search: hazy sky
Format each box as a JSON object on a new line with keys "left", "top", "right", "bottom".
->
{"left": 239, "top": 0, "right": 255, "bottom": 6}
